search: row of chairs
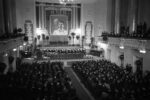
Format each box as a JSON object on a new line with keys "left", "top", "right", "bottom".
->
{"left": 0, "top": 62, "right": 80, "bottom": 100}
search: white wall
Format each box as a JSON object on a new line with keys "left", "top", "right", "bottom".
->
{"left": 108, "top": 45, "right": 150, "bottom": 71}
{"left": 15, "top": 0, "right": 110, "bottom": 37}
{"left": 94, "top": 0, "right": 111, "bottom": 37}
{"left": 16, "top": 0, "right": 35, "bottom": 33}
{"left": 81, "top": 3, "right": 95, "bottom": 36}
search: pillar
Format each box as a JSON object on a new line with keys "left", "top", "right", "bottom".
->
{"left": 128, "top": 0, "right": 138, "bottom": 32}
{"left": 114, "top": 0, "right": 120, "bottom": 34}
{"left": 3, "top": 54, "right": 9, "bottom": 74}
{"left": 12, "top": 53, "right": 17, "bottom": 72}
{"left": 0, "top": 0, "right": 5, "bottom": 34}
{"left": 73, "top": 7, "right": 76, "bottom": 29}
{"left": 3, "top": 0, "right": 16, "bottom": 34}
{"left": 10, "top": 50, "right": 17, "bottom": 72}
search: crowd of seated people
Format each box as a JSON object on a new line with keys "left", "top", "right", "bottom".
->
{"left": 0, "top": 62, "right": 79, "bottom": 100}
{"left": 41, "top": 49, "right": 86, "bottom": 60}
{"left": 72, "top": 60, "right": 150, "bottom": 100}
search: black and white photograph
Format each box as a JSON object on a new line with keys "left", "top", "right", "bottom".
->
{"left": 0, "top": 0, "right": 150, "bottom": 100}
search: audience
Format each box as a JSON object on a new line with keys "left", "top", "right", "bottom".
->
{"left": 1, "top": 52, "right": 150, "bottom": 100}
{"left": 72, "top": 60, "right": 150, "bottom": 100}
{"left": 0, "top": 62, "right": 79, "bottom": 100}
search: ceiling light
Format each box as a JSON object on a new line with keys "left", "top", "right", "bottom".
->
{"left": 119, "top": 46, "right": 124, "bottom": 49}
{"left": 139, "top": 49, "right": 146, "bottom": 54}
{"left": 23, "top": 43, "right": 27, "bottom": 46}
{"left": 75, "top": 28, "right": 81, "bottom": 34}
{"left": 13, "top": 48, "right": 17, "bottom": 52}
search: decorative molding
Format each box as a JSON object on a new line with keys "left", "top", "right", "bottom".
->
{"left": 107, "top": 37, "right": 150, "bottom": 50}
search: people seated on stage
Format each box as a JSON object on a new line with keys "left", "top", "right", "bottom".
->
{"left": 40, "top": 48, "right": 86, "bottom": 60}
{"left": 72, "top": 60, "right": 150, "bottom": 100}
{"left": 53, "top": 21, "right": 68, "bottom": 35}
{"left": 0, "top": 62, "right": 79, "bottom": 100}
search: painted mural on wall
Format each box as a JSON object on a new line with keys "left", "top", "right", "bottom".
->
{"left": 50, "top": 15, "right": 68, "bottom": 35}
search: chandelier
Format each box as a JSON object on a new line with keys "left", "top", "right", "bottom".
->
{"left": 59, "top": 0, "right": 74, "bottom": 5}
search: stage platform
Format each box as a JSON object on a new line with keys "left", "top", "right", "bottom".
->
{"left": 49, "top": 35, "right": 68, "bottom": 46}
{"left": 38, "top": 46, "right": 83, "bottom": 50}
{"left": 49, "top": 35, "right": 68, "bottom": 42}
{"left": 22, "top": 55, "right": 102, "bottom": 66}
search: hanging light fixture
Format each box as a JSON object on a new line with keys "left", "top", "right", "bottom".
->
{"left": 59, "top": 0, "right": 74, "bottom": 5}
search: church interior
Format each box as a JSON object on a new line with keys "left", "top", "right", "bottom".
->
{"left": 0, "top": 0, "right": 150, "bottom": 100}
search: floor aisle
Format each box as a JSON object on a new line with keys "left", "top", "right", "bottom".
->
{"left": 65, "top": 67, "right": 95, "bottom": 100}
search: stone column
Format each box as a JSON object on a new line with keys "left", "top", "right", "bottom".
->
{"left": 10, "top": 50, "right": 17, "bottom": 72}
{"left": 3, "top": 54, "right": 10, "bottom": 74}
{"left": 73, "top": 6, "right": 76, "bottom": 29}
{"left": 12, "top": 53, "right": 17, "bottom": 72}
{"left": 41, "top": 5, "right": 45, "bottom": 29}
{"left": 114, "top": 0, "right": 120, "bottom": 34}
{"left": 0, "top": 0, "right": 5, "bottom": 34}
{"left": 39, "top": 5, "right": 42, "bottom": 28}
{"left": 128, "top": 0, "right": 138, "bottom": 33}
{"left": 3, "top": 0, "right": 16, "bottom": 34}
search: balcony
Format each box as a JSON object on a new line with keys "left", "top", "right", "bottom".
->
{"left": 97, "top": 36, "right": 150, "bottom": 51}
{"left": 0, "top": 36, "right": 24, "bottom": 53}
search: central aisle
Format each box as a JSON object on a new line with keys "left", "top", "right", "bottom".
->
{"left": 65, "top": 67, "right": 95, "bottom": 100}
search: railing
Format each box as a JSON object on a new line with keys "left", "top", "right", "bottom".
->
{"left": 96, "top": 36, "right": 150, "bottom": 50}
{"left": 108, "top": 37, "right": 150, "bottom": 50}
{"left": 0, "top": 36, "right": 24, "bottom": 53}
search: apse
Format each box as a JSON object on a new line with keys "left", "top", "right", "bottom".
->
{"left": 35, "top": 2, "right": 81, "bottom": 45}
{"left": 35, "top": 2, "right": 81, "bottom": 35}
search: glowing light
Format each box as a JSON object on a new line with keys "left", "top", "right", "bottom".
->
{"left": 20, "top": 45, "right": 23, "bottom": 48}
{"left": 132, "top": 18, "right": 135, "bottom": 32}
{"left": 36, "top": 28, "right": 42, "bottom": 35}
{"left": 97, "top": 42, "right": 108, "bottom": 49}
{"left": 139, "top": 49, "right": 146, "bottom": 54}
{"left": 59, "top": 0, "right": 74, "bottom": 5}
{"left": 23, "top": 43, "right": 27, "bottom": 46}
{"left": 75, "top": 28, "right": 81, "bottom": 34}
{"left": 13, "top": 48, "right": 17, "bottom": 52}
{"left": 119, "top": 46, "right": 124, "bottom": 49}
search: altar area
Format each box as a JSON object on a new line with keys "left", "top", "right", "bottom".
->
{"left": 49, "top": 35, "right": 68, "bottom": 46}
{"left": 37, "top": 46, "right": 86, "bottom": 60}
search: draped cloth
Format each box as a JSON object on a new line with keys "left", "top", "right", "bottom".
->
{"left": 49, "top": 35, "right": 68, "bottom": 42}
